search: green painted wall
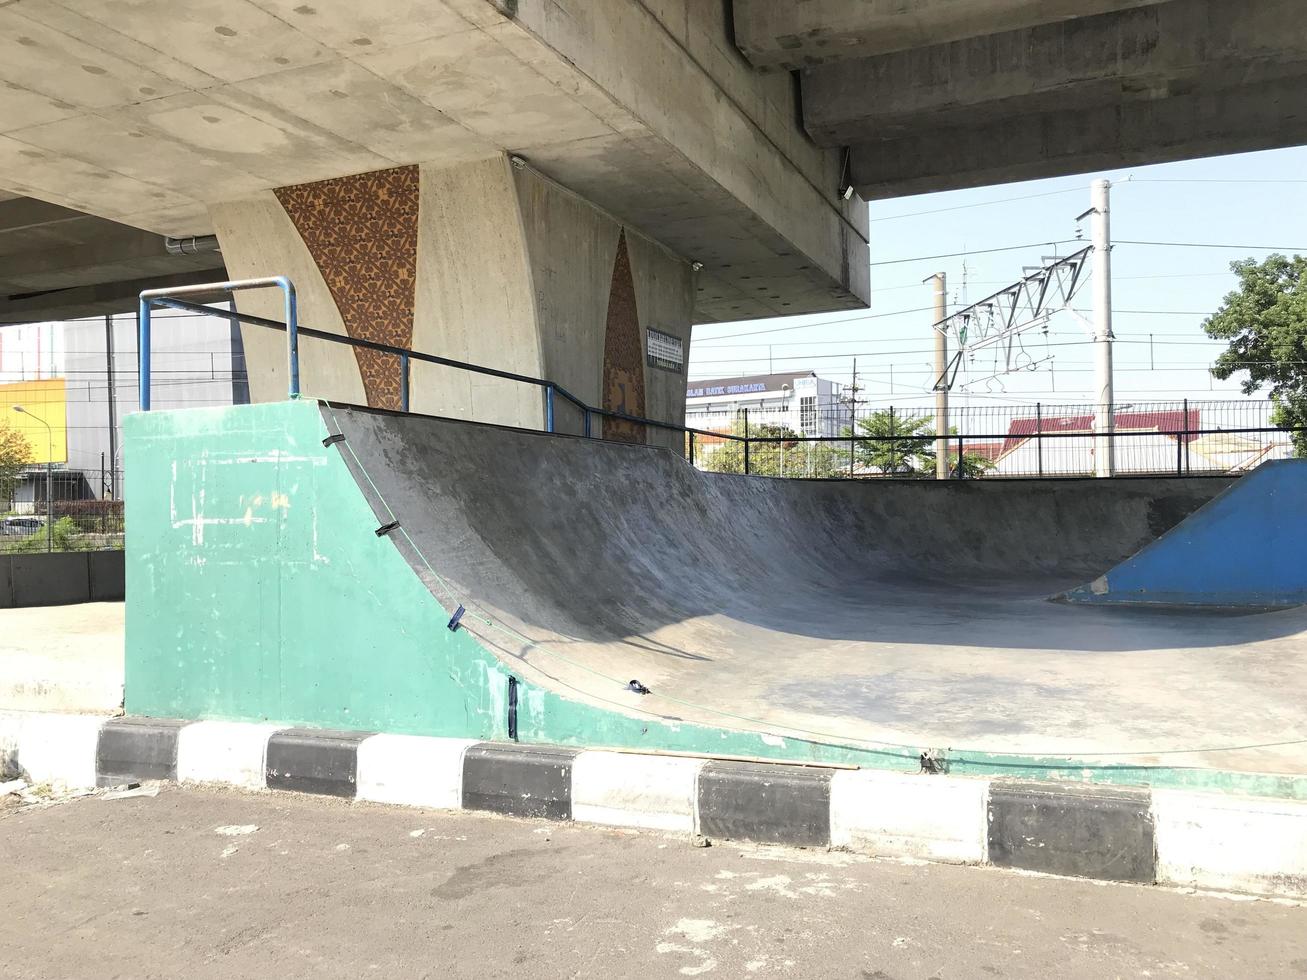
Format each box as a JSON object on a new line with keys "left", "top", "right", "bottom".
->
{"left": 124, "top": 401, "right": 1307, "bottom": 801}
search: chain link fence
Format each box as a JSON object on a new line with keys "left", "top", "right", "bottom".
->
{"left": 1, "top": 466, "right": 124, "bottom": 553}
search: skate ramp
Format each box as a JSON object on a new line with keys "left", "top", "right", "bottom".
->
{"left": 1062, "top": 459, "right": 1307, "bottom": 607}
{"left": 322, "top": 404, "right": 1307, "bottom": 776}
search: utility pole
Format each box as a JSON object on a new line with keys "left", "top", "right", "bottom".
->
{"left": 928, "top": 272, "right": 949, "bottom": 480}
{"left": 1090, "top": 178, "right": 1115, "bottom": 477}
{"left": 847, "top": 359, "right": 861, "bottom": 478}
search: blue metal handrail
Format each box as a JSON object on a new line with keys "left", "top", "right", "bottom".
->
{"left": 139, "top": 277, "right": 298, "bottom": 411}
{"left": 145, "top": 286, "right": 617, "bottom": 436}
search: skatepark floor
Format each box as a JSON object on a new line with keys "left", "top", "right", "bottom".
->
{"left": 6, "top": 595, "right": 1305, "bottom": 777}
{"left": 0, "top": 602, "right": 124, "bottom": 715}
{"left": 323, "top": 405, "right": 1307, "bottom": 781}
{"left": 464, "top": 580, "right": 1307, "bottom": 777}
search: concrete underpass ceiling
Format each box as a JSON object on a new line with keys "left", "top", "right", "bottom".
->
{"left": 0, "top": 196, "right": 225, "bottom": 324}
{"left": 0, "top": 0, "right": 868, "bottom": 325}
{"left": 733, "top": 0, "right": 1307, "bottom": 199}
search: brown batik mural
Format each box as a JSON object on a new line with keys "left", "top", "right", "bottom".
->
{"left": 602, "top": 231, "right": 646, "bottom": 443}
{"left": 275, "top": 165, "right": 419, "bottom": 410}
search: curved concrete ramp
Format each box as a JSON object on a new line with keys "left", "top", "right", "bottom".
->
{"left": 1062, "top": 459, "right": 1307, "bottom": 608}
{"left": 322, "top": 404, "right": 1307, "bottom": 778}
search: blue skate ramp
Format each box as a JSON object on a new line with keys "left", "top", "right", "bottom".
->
{"left": 1062, "top": 459, "right": 1307, "bottom": 608}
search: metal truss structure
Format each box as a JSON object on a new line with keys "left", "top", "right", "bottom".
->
{"left": 933, "top": 246, "right": 1093, "bottom": 391}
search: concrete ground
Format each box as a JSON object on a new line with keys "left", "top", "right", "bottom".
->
{"left": 0, "top": 601, "right": 123, "bottom": 714}
{"left": 3, "top": 785, "right": 1307, "bottom": 979}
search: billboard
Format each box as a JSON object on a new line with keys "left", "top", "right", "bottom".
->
{"left": 0, "top": 378, "right": 68, "bottom": 465}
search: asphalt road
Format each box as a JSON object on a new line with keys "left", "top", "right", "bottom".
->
{"left": 3, "top": 785, "right": 1307, "bottom": 979}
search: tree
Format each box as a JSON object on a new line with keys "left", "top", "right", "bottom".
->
{"left": 0, "top": 421, "right": 34, "bottom": 509}
{"left": 1204, "top": 254, "right": 1307, "bottom": 455}
{"left": 837, "top": 408, "right": 995, "bottom": 477}
{"left": 698, "top": 416, "right": 845, "bottom": 478}
{"left": 840, "top": 408, "right": 935, "bottom": 475}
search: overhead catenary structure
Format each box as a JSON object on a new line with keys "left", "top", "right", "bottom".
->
{"left": 931, "top": 180, "right": 1116, "bottom": 474}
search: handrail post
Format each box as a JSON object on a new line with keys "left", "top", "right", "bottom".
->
{"left": 279, "top": 275, "right": 299, "bottom": 400}
{"left": 743, "top": 408, "right": 750, "bottom": 475}
{"left": 1183, "top": 397, "right": 1190, "bottom": 474}
{"left": 138, "top": 298, "right": 151, "bottom": 411}
{"left": 689, "top": 430, "right": 695, "bottom": 467}
{"left": 957, "top": 435, "right": 965, "bottom": 480}
{"left": 400, "top": 352, "right": 410, "bottom": 412}
{"left": 583, "top": 408, "right": 591, "bottom": 439}
{"left": 139, "top": 276, "right": 298, "bottom": 408}
{"left": 545, "top": 385, "right": 555, "bottom": 433}
{"left": 1035, "top": 401, "right": 1043, "bottom": 478}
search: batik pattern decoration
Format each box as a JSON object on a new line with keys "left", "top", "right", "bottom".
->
{"left": 601, "top": 231, "right": 646, "bottom": 443}
{"left": 275, "top": 166, "right": 420, "bottom": 411}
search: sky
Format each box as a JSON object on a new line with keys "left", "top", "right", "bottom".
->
{"left": 688, "top": 146, "right": 1307, "bottom": 413}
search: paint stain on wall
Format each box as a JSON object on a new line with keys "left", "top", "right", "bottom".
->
{"left": 601, "top": 231, "right": 646, "bottom": 443}
{"left": 275, "top": 166, "right": 419, "bottom": 410}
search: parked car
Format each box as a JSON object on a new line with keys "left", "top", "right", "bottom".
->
{"left": 0, "top": 516, "right": 44, "bottom": 536}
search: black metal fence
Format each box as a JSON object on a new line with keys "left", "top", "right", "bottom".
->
{"left": 684, "top": 400, "right": 1300, "bottom": 479}
{"left": 1, "top": 466, "right": 124, "bottom": 553}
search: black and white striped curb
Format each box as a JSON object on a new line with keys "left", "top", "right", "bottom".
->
{"left": 3, "top": 711, "right": 1306, "bottom": 900}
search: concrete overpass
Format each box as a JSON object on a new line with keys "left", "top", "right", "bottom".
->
{"left": 0, "top": 0, "right": 1303, "bottom": 434}
{"left": 736, "top": 0, "right": 1307, "bottom": 198}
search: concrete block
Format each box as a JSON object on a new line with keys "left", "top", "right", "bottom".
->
{"left": 830, "top": 769, "right": 988, "bottom": 864}
{"left": 572, "top": 751, "right": 704, "bottom": 833}
{"left": 0, "top": 556, "right": 13, "bottom": 608}
{"left": 88, "top": 551, "right": 125, "bottom": 601}
{"left": 1154, "top": 790, "right": 1307, "bottom": 898}
{"left": 461, "top": 742, "right": 578, "bottom": 820}
{"left": 988, "top": 782, "right": 1156, "bottom": 883}
{"left": 356, "top": 734, "right": 476, "bottom": 810}
{"left": 10, "top": 553, "right": 90, "bottom": 607}
{"left": 266, "top": 728, "right": 370, "bottom": 798}
{"left": 96, "top": 717, "right": 185, "bottom": 787}
{"left": 0, "top": 711, "right": 24, "bottom": 775}
{"left": 9, "top": 712, "right": 104, "bottom": 788}
{"left": 177, "top": 720, "right": 281, "bottom": 789}
{"left": 697, "top": 761, "right": 833, "bottom": 847}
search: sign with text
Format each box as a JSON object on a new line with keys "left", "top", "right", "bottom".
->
{"left": 646, "top": 328, "right": 684, "bottom": 373}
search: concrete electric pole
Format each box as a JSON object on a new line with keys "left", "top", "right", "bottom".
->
{"left": 1090, "top": 178, "right": 1115, "bottom": 478}
{"left": 928, "top": 272, "right": 949, "bottom": 480}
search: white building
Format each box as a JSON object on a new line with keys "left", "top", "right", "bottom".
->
{"left": 684, "top": 370, "right": 846, "bottom": 437}
{"left": 2, "top": 309, "right": 246, "bottom": 508}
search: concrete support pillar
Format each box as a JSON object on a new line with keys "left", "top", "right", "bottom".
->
{"left": 211, "top": 156, "right": 694, "bottom": 452}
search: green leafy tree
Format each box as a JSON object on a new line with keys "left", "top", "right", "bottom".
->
{"left": 1204, "top": 254, "right": 1307, "bottom": 455}
{"left": 837, "top": 408, "right": 995, "bottom": 477}
{"left": 0, "top": 421, "right": 34, "bottom": 509}
{"left": 840, "top": 409, "right": 935, "bottom": 475}
{"left": 696, "top": 416, "right": 849, "bottom": 478}
{"left": 4, "top": 516, "right": 87, "bottom": 554}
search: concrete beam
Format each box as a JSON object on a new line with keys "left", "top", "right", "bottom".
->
{"left": 0, "top": 268, "right": 226, "bottom": 324}
{"left": 733, "top": 0, "right": 1173, "bottom": 69}
{"left": 0, "top": 0, "right": 868, "bottom": 324}
{"left": 806, "top": 0, "right": 1307, "bottom": 146}
{"left": 850, "top": 74, "right": 1307, "bottom": 200}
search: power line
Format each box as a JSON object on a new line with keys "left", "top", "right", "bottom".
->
{"left": 1118, "top": 240, "right": 1307, "bottom": 252}
{"left": 869, "top": 240, "right": 1079, "bottom": 267}
{"left": 690, "top": 337, "right": 1236, "bottom": 366}
{"left": 1123, "top": 178, "right": 1307, "bottom": 185}
{"left": 694, "top": 306, "right": 934, "bottom": 342}
{"left": 870, "top": 188, "right": 1081, "bottom": 222}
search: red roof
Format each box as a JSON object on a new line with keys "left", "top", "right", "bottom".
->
{"left": 1001, "top": 409, "right": 1202, "bottom": 456}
